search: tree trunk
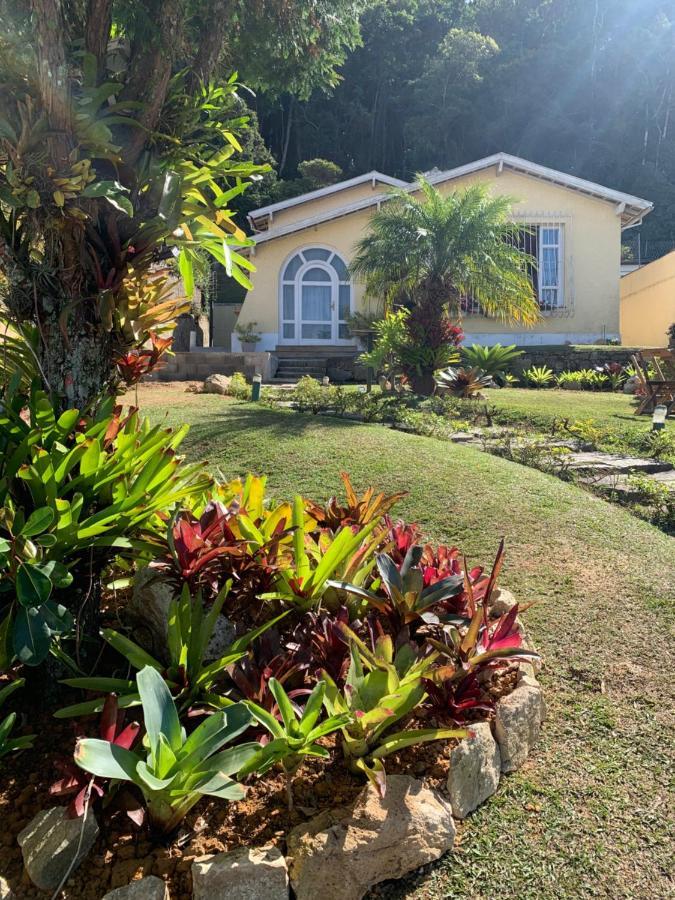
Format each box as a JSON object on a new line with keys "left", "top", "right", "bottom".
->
{"left": 409, "top": 368, "right": 436, "bottom": 396}
{"left": 41, "top": 312, "right": 115, "bottom": 410}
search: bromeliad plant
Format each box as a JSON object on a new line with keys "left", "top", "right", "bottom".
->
{"left": 305, "top": 472, "right": 406, "bottom": 531}
{"left": 57, "top": 584, "right": 285, "bottom": 717}
{"left": 329, "top": 547, "right": 467, "bottom": 632}
{"left": 238, "top": 678, "right": 351, "bottom": 810}
{"left": 322, "top": 627, "right": 466, "bottom": 793}
{"left": 51, "top": 693, "right": 141, "bottom": 819}
{"left": 263, "top": 496, "right": 380, "bottom": 611}
{"left": 436, "top": 367, "right": 493, "bottom": 399}
{"left": 0, "top": 387, "right": 209, "bottom": 667}
{"left": 460, "top": 343, "right": 524, "bottom": 386}
{"left": 74, "top": 666, "right": 259, "bottom": 833}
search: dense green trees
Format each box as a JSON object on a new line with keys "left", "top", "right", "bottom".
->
{"left": 256, "top": 0, "right": 675, "bottom": 243}
{"left": 0, "top": 1, "right": 365, "bottom": 408}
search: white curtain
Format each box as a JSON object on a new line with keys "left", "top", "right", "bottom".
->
{"left": 302, "top": 285, "right": 331, "bottom": 320}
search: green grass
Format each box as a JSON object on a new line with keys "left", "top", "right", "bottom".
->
{"left": 145, "top": 390, "right": 675, "bottom": 900}
{"left": 486, "top": 387, "right": 673, "bottom": 443}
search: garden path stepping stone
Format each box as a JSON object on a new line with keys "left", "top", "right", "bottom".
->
{"left": 17, "top": 806, "right": 99, "bottom": 891}
{"left": 562, "top": 452, "right": 672, "bottom": 475}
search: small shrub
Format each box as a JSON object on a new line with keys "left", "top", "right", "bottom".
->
{"left": 294, "top": 375, "right": 328, "bottom": 413}
{"left": 229, "top": 371, "right": 250, "bottom": 399}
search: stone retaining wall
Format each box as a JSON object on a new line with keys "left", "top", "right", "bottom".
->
{"left": 511, "top": 345, "right": 640, "bottom": 375}
{"left": 151, "top": 350, "right": 277, "bottom": 382}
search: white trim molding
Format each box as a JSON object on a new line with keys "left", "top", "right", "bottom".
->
{"left": 248, "top": 171, "right": 408, "bottom": 231}
{"left": 251, "top": 153, "right": 652, "bottom": 246}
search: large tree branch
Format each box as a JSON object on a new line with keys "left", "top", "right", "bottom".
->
{"left": 187, "top": 0, "right": 234, "bottom": 90}
{"left": 85, "top": 0, "right": 113, "bottom": 82}
{"left": 119, "top": 0, "right": 182, "bottom": 166}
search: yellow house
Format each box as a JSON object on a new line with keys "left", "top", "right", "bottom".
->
{"left": 620, "top": 251, "right": 675, "bottom": 347}
{"left": 232, "top": 153, "right": 653, "bottom": 356}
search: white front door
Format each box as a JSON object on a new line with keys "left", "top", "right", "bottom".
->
{"left": 280, "top": 248, "right": 353, "bottom": 345}
{"left": 299, "top": 265, "right": 335, "bottom": 342}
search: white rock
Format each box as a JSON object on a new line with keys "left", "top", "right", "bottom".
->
{"left": 446, "top": 722, "right": 501, "bottom": 818}
{"left": 17, "top": 806, "right": 99, "bottom": 891}
{"left": 192, "top": 845, "right": 288, "bottom": 900}
{"left": 489, "top": 587, "right": 517, "bottom": 616}
{"left": 494, "top": 677, "right": 546, "bottom": 773}
{"left": 0, "top": 876, "right": 15, "bottom": 899}
{"left": 287, "top": 774, "right": 455, "bottom": 900}
{"left": 203, "top": 374, "right": 232, "bottom": 395}
{"left": 129, "top": 568, "right": 235, "bottom": 663}
{"left": 102, "top": 875, "right": 168, "bottom": 899}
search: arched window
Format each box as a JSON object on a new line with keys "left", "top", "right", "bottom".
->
{"left": 280, "top": 248, "right": 352, "bottom": 342}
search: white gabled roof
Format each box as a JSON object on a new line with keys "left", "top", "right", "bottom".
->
{"left": 248, "top": 170, "right": 408, "bottom": 228}
{"left": 426, "top": 153, "right": 653, "bottom": 227}
{"left": 251, "top": 152, "right": 653, "bottom": 244}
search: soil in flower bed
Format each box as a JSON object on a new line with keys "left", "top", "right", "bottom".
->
{"left": 0, "top": 655, "right": 519, "bottom": 899}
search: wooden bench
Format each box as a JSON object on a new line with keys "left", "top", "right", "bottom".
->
{"left": 631, "top": 349, "right": 675, "bottom": 415}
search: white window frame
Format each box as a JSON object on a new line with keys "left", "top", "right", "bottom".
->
{"left": 537, "top": 223, "right": 564, "bottom": 311}
{"left": 460, "top": 222, "right": 566, "bottom": 317}
{"left": 279, "top": 247, "right": 354, "bottom": 345}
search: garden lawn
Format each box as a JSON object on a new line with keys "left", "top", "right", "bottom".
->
{"left": 486, "top": 386, "right": 673, "bottom": 443}
{"left": 142, "top": 385, "right": 674, "bottom": 900}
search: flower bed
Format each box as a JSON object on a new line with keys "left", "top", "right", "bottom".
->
{"left": 0, "top": 391, "right": 543, "bottom": 899}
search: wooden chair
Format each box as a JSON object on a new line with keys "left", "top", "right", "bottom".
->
{"left": 631, "top": 349, "right": 675, "bottom": 415}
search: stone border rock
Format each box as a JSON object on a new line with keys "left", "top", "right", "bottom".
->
{"left": 15, "top": 600, "right": 543, "bottom": 900}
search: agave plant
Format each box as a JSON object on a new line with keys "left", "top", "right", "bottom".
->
{"left": 57, "top": 584, "right": 286, "bottom": 717}
{"left": 51, "top": 693, "right": 141, "bottom": 819}
{"left": 75, "top": 666, "right": 259, "bottom": 833}
{"left": 436, "top": 367, "right": 493, "bottom": 398}
{"left": 238, "top": 678, "right": 351, "bottom": 810}
{"left": 322, "top": 627, "right": 466, "bottom": 793}
{"left": 304, "top": 472, "right": 406, "bottom": 531}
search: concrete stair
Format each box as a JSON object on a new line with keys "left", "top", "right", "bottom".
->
{"left": 273, "top": 357, "right": 327, "bottom": 382}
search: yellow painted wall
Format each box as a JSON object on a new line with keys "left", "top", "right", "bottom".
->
{"left": 237, "top": 164, "right": 624, "bottom": 349}
{"left": 620, "top": 251, "right": 675, "bottom": 346}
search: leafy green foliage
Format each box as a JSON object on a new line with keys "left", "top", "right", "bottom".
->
{"left": 461, "top": 344, "right": 524, "bottom": 385}
{"left": 57, "top": 584, "right": 284, "bottom": 717}
{"left": 523, "top": 366, "right": 555, "bottom": 388}
{"left": 323, "top": 627, "right": 466, "bottom": 793}
{"left": 0, "top": 388, "right": 209, "bottom": 667}
{"left": 0, "top": 677, "right": 35, "bottom": 758}
{"left": 75, "top": 666, "right": 259, "bottom": 833}
{"left": 239, "top": 678, "right": 350, "bottom": 809}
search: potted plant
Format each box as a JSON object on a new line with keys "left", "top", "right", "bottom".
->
{"left": 235, "top": 321, "right": 262, "bottom": 352}
{"left": 668, "top": 322, "right": 675, "bottom": 349}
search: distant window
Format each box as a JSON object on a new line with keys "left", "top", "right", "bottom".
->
{"left": 461, "top": 223, "right": 564, "bottom": 315}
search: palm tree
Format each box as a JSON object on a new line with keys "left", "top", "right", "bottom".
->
{"left": 350, "top": 178, "right": 540, "bottom": 394}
